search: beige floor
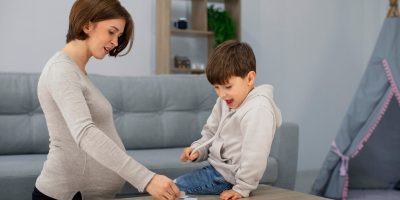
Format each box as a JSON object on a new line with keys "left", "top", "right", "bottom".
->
{"left": 117, "top": 184, "right": 331, "bottom": 200}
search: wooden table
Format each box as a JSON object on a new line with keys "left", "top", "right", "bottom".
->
{"left": 117, "top": 185, "right": 331, "bottom": 200}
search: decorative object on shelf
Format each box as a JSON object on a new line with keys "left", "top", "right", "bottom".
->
{"left": 156, "top": 0, "right": 240, "bottom": 74}
{"left": 174, "top": 56, "right": 191, "bottom": 69}
{"left": 207, "top": 5, "right": 236, "bottom": 47}
{"left": 191, "top": 63, "right": 205, "bottom": 70}
{"left": 173, "top": 17, "right": 188, "bottom": 29}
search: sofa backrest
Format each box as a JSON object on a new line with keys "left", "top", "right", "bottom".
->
{"left": 0, "top": 73, "right": 47, "bottom": 155}
{"left": 0, "top": 73, "right": 217, "bottom": 155}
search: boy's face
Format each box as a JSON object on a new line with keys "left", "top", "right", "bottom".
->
{"left": 213, "top": 71, "right": 256, "bottom": 109}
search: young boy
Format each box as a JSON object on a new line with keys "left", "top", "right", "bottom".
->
{"left": 176, "top": 40, "right": 282, "bottom": 200}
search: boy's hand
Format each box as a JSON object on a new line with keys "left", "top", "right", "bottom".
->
{"left": 180, "top": 147, "right": 199, "bottom": 161}
{"left": 220, "top": 189, "right": 242, "bottom": 200}
{"left": 145, "top": 174, "right": 180, "bottom": 200}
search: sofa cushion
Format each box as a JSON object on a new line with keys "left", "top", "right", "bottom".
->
{"left": 0, "top": 155, "right": 46, "bottom": 199}
{"left": 0, "top": 73, "right": 40, "bottom": 114}
{"left": 0, "top": 154, "right": 46, "bottom": 179}
{"left": 0, "top": 73, "right": 49, "bottom": 155}
{"left": 127, "top": 148, "right": 209, "bottom": 178}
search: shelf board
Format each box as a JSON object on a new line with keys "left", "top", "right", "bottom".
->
{"left": 190, "top": 69, "right": 206, "bottom": 74}
{"left": 171, "top": 28, "right": 213, "bottom": 36}
{"left": 170, "top": 68, "right": 205, "bottom": 74}
{"left": 155, "top": 0, "right": 240, "bottom": 74}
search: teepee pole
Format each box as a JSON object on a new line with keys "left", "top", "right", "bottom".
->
{"left": 387, "top": 0, "right": 399, "bottom": 17}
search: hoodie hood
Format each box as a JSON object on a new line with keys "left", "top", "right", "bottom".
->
{"left": 243, "top": 84, "right": 283, "bottom": 127}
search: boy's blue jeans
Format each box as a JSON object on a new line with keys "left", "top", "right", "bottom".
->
{"left": 175, "top": 165, "right": 233, "bottom": 195}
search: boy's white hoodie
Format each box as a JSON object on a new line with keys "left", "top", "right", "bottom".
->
{"left": 191, "top": 84, "right": 282, "bottom": 197}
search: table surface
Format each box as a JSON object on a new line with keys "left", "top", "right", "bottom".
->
{"left": 117, "top": 185, "right": 331, "bottom": 200}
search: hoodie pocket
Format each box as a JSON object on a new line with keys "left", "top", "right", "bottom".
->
{"left": 210, "top": 140, "right": 229, "bottom": 162}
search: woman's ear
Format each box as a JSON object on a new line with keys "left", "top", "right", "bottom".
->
{"left": 83, "top": 22, "right": 93, "bottom": 34}
{"left": 247, "top": 71, "right": 256, "bottom": 86}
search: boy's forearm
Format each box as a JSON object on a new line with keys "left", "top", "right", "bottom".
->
{"left": 234, "top": 108, "right": 275, "bottom": 197}
{"left": 190, "top": 142, "right": 208, "bottom": 162}
{"left": 232, "top": 155, "right": 268, "bottom": 197}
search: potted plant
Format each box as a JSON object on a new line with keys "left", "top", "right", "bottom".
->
{"left": 207, "top": 5, "right": 236, "bottom": 47}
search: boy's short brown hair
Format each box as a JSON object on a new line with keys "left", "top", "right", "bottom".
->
{"left": 66, "top": 0, "right": 134, "bottom": 57}
{"left": 206, "top": 40, "right": 256, "bottom": 85}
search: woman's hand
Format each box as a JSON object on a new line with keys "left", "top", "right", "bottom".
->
{"left": 220, "top": 189, "right": 242, "bottom": 200}
{"left": 145, "top": 174, "right": 180, "bottom": 200}
{"left": 180, "top": 147, "right": 199, "bottom": 161}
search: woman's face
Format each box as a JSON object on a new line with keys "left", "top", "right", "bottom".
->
{"left": 84, "top": 18, "right": 125, "bottom": 59}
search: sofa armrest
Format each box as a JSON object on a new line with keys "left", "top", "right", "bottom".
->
{"left": 269, "top": 122, "right": 299, "bottom": 190}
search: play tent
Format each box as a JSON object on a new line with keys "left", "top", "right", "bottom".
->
{"left": 311, "top": 2, "right": 400, "bottom": 200}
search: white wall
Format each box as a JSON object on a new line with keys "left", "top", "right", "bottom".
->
{"left": 0, "top": 0, "right": 154, "bottom": 76}
{"left": 0, "top": 0, "right": 391, "bottom": 192}
{"left": 241, "top": 0, "right": 388, "bottom": 173}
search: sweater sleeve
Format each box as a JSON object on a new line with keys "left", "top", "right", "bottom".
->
{"left": 232, "top": 107, "right": 276, "bottom": 197}
{"left": 190, "top": 99, "right": 221, "bottom": 162}
{"left": 46, "top": 63, "right": 155, "bottom": 192}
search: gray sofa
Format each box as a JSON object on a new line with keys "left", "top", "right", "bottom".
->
{"left": 0, "top": 73, "right": 299, "bottom": 199}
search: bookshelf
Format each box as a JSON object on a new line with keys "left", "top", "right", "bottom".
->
{"left": 156, "top": 0, "right": 240, "bottom": 74}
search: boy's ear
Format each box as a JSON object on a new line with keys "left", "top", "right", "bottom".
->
{"left": 247, "top": 71, "right": 256, "bottom": 86}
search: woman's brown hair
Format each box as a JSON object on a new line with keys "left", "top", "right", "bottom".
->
{"left": 66, "top": 0, "right": 134, "bottom": 56}
{"left": 206, "top": 40, "right": 256, "bottom": 85}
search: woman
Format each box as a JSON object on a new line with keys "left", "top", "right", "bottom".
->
{"left": 33, "top": 0, "right": 180, "bottom": 199}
